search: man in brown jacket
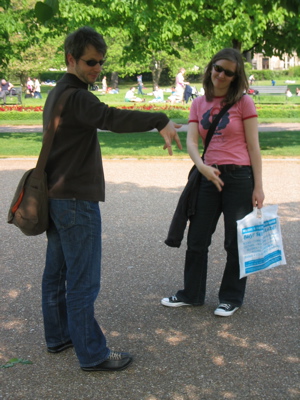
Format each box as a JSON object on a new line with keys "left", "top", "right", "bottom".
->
{"left": 42, "top": 26, "right": 182, "bottom": 372}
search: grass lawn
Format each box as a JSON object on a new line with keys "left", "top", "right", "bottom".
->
{"left": 2, "top": 79, "right": 300, "bottom": 106}
{"left": 0, "top": 130, "right": 299, "bottom": 158}
{"left": 1, "top": 80, "right": 299, "bottom": 158}
{"left": 1, "top": 79, "right": 300, "bottom": 124}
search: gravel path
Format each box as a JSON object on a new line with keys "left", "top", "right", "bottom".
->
{"left": 0, "top": 158, "right": 299, "bottom": 400}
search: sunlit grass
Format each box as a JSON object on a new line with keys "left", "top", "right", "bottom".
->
{"left": 0, "top": 130, "right": 299, "bottom": 158}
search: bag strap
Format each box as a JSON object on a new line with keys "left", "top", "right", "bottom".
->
{"left": 201, "top": 102, "right": 233, "bottom": 161}
{"left": 33, "top": 88, "right": 77, "bottom": 178}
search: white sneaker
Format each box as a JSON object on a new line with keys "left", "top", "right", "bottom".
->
{"left": 214, "top": 303, "right": 239, "bottom": 317}
{"left": 161, "top": 295, "right": 191, "bottom": 307}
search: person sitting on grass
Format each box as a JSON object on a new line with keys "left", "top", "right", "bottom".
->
{"left": 125, "top": 87, "right": 145, "bottom": 102}
{"left": 286, "top": 89, "right": 292, "bottom": 98}
{"left": 167, "top": 86, "right": 181, "bottom": 104}
{"left": 149, "top": 86, "right": 164, "bottom": 103}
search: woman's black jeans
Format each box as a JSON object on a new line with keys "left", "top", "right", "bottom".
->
{"left": 176, "top": 166, "right": 254, "bottom": 307}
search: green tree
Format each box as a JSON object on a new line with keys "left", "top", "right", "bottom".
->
{"left": 32, "top": 0, "right": 214, "bottom": 86}
{"left": 0, "top": 0, "right": 65, "bottom": 86}
{"left": 2, "top": 0, "right": 299, "bottom": 88}
{"left": 103, "top": 31, "right": 211, "bottom": 88}
{"left": 34, "top": 0, "right": 300, "bottom": 58}
{"left": 9, "top": 34, "right": 65, "bottom": 87}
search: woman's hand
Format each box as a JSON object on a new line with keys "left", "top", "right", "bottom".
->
{"left": 252, "top": 187, "right": 265, "bottom": 209}
{"left": 187, "top": 122, "right": 224, "bottom": 191}
{"left": 244, "top": 118, "right": 265, "bottom": 209}
{"left": 199, "top": 164, "right": 224, "bottom": 192}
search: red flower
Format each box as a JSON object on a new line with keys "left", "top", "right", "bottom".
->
{"left": 116, "top": 104, "right": 190, "bottom": 111}
{"left": 0, "top": 105, "right": 44, "bottom": 112}
{"left": 0, "top": 103, "right": 189, "bottom": 112}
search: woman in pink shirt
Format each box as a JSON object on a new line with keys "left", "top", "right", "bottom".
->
{"left": 162, "top": 48, "right": 264, "bottom": 316}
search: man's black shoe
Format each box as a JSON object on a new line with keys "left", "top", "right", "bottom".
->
{"left": 47, "top": 340, "right": 73, "bottom": 353}
{"left": 81, "top": 351, "right": 133, "bottom": 372}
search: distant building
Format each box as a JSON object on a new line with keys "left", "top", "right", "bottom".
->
{"left": 252, "top": 52, "right": 299, "bottom": 70}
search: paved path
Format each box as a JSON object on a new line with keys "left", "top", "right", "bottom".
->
{"left": 0, "top": 158, "right": 299, "bottom": 400}
{"left": 0, "top": 122, "right": 300, "bottom": 132}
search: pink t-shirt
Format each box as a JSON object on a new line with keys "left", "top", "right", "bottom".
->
{"left": 188, "top": 95, "right": 258, "bottom": 166}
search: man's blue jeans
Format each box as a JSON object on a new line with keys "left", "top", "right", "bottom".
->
{"left": 176, "top": 166, "right": 254, "bottom": 307}
{"left": 137, "top": 83, "right": 144, "bottom": 95}
{"left": 42, "top": 199, "right": 110, "bottom": 367}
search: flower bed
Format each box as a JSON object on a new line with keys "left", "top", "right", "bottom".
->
{"left": 0, "top": 104, "right": 189, "bottom": 112}
{"left": 0, "top": 105, "right": 43, "bottom": 121}
{"left": 118, "top": 104, "right": 190, "bottom": 111}
{"left": 0, "top": 104, "right": 190, "bottom": 122}
{"left": 0, "top": 105, "right": 43, "bottom": 112}
{"left": 1, "top": 103, "right": 299, "bottom": 121}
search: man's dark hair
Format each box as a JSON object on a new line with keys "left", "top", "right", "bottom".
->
{"left": 64, "top": 26, "right": 107, "bottom": 65}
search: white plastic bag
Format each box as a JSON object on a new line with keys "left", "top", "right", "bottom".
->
{"left": 237, "top": 205, "right": 286, "bottom": 278}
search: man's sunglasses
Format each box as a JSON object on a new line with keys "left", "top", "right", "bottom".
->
{"left": 80, "top": 59, "right": 105, "bottom": 67}
{"left": 212, "top": 64, "right": 235, "bottom": 77}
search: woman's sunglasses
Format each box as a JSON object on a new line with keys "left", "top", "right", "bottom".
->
{"left": 80, "top": 59, "right": 106, "bottom": 67}
{"left": 212, "top": 64, "right": 235, "bottom": 77}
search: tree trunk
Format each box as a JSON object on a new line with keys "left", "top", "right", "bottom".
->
{"left": 232, "top": 39, "right": 242, "bottom": 51}
{"left": 244, "top": 50, "right": 252, "bottom": 64}
{"left": 110, "top": 72, "right": 118, "bottom": 89}
{"left": 151, "top": 58, "right": 163, "bottom": 89}
{"left": 15, "top": 72, "right": 27, "bottom": 92}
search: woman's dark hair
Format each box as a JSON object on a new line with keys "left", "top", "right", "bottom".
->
{"left": 203, "top": 48, "right": 248, "bottom": 105}
{"left": 64, "top": 26, "right": 107, "bottom": 65}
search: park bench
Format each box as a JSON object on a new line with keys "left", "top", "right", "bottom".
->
{"left": 2, "top": 88, "right": 23, "bottom": 105}
{"left": 248, "top": 85, "right": 288, "bottom": 103}
{"left": 250, "top": 85, "right": 288, "bottom": 95}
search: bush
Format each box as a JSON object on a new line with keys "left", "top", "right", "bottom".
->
{"left": 256, "top": 104, "right": 300, "bottom": 118}
{"left": 0, "top": 111, "right": 42, "bottom": 121}
{"left": 288, "top": 66, "right": 300, "bottom": 77}
{"left": 251, "top": 69, "right": 289, "bottom": 80}
{"left": 40, "top": 71, "right": 65, "bottom": 82}
{"left": 247, "top": 69, "right": 300, "bottom": 81}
